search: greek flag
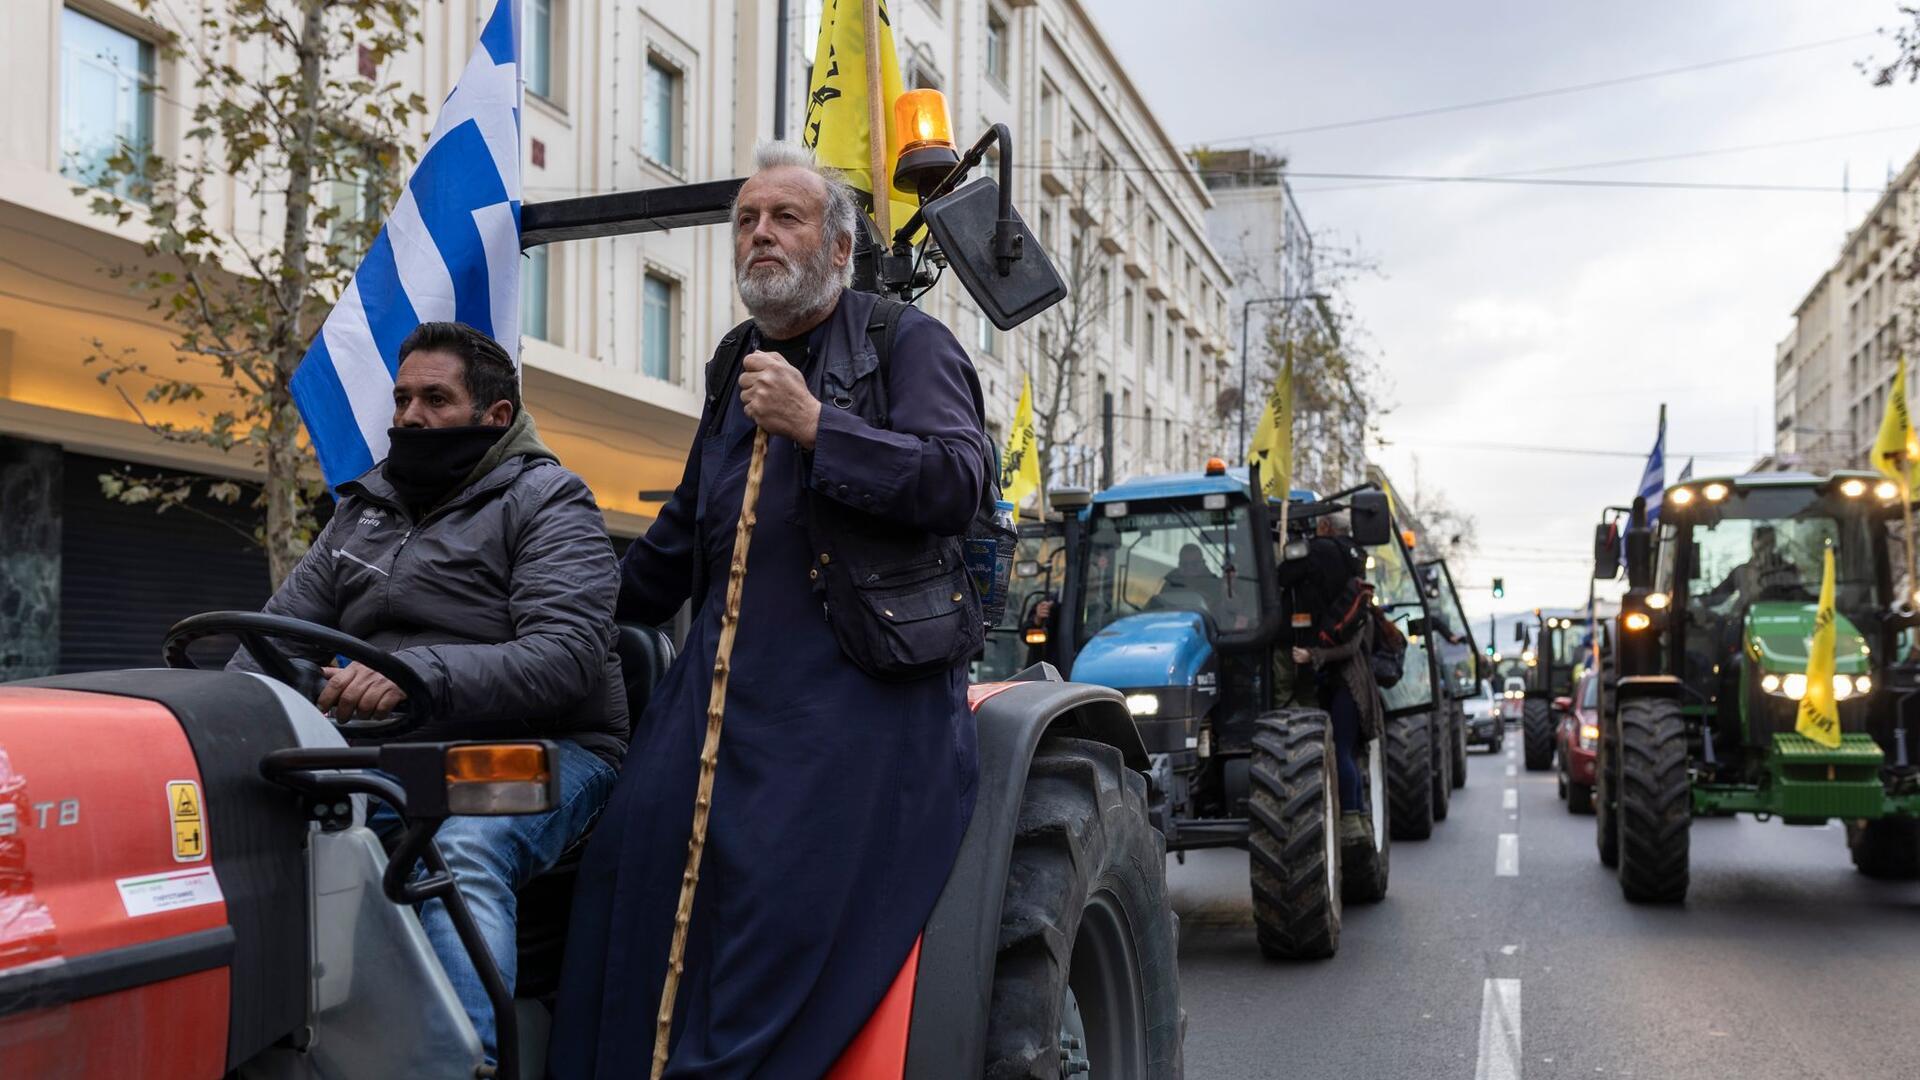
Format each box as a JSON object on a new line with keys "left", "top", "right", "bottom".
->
{"left": 291, "top": 0, "right": 522, "bottom": 488}
{"left": 1635, "top": 411, "right": 1666, "bottom": 526}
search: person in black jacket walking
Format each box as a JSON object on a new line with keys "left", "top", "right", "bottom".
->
{"left": 233, "top": 321, "right": 627, "bottom": 1065}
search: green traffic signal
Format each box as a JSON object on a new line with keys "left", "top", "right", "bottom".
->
{"left": 1492, "top": 577, "right": 1505, "bottom": 598}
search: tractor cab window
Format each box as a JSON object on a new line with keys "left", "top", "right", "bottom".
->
{"left": 1581, "top": 673, "right": 1599, "bottom": 710}
{"left": 1081, "top": 501, "right": 1261, "bottom": 644}
{"left": 1369, "top": 536, "right": 1436, "bottom": 712}
{"left": 1419, "top": 560, "right": 1477, "bottom": 697}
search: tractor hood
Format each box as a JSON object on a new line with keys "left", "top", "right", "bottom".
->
{"left": 1746, "top": 601, "right": 1869, "bottom": 675}
{"left": 1071, "top": 611, "right": 1215, "bottom": 691}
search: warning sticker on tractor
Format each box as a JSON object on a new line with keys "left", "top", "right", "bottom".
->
{"left": 167, "top": 780, "right": 207, "bottom": 863}
{"left": 116, "top": 867, "right": 223, "bottom": 918}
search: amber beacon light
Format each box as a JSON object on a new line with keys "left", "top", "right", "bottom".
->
{"left": 892, "top": 89, "right": 962, "bottom": 197}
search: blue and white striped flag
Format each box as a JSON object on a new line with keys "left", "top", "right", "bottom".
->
{"left": 291, "top": 0, "right": 523, "bottom": 488}
{"left": 1635, "top": 410, "right": 1666, "bottom": 526}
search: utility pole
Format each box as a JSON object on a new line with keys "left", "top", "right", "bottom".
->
{"left": 1101, "top": 390, "right": 1114, "bottom": 490}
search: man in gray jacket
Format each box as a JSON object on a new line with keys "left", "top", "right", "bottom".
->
{"left": 238, "top": 321, "right": 627, "bottom": 1064}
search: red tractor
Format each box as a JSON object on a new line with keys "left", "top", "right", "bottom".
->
{"left": 0, "top": 120, "right": 1182, "bottom": 1078}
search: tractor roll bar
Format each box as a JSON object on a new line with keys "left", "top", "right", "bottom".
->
{"left": 520, "top": 178, "right": 745, "bottom": 250}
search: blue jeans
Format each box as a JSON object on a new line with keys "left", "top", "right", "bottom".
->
{"left": 370, "top": 740, "right": 616, "bottom": 1064}
{"left": 1325, "top": 684, "right": 1366, "bottom": 813}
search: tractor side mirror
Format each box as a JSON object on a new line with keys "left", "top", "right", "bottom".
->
{"left": 1552, "top": 696, "right": 1573, "bottom": 713}
{"left": 1015, "top": 559, "right": 1042, "bottom": 578}
{"left": 1406, "top": 617, "right": 1430, "bottom": 639}
{"left": 1282, "top": 539, "right": 1310, "bottom": 562}
{"left": 1514, "top": 621, "right": 1526, "bottom": 643}
{"left": 1593, "top": 523, "right": 1621, "bottom": 581}
{"left": 1050, "top": 485, "right": 1092, "bottom": 510}
{"left": 922, "top": 178, "right": 1067, "bottom": 330}
{"left": 1349, "top": 491, "right": 1392, "bottom": 546}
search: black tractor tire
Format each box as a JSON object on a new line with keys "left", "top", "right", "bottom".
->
{"left": 1849, "top": 818, "right": 1920, "bottom": 880}
{"left": 984, "top": 737, "right": 1182, "bottom": 1079}
{"left": 1385, "top": 711, "right": 1437, "bottom": 841}
{"left": 1450, "top": 705, "right": 1469, "bottom": 789}
{"left": 1616, "top": 698, "right": 1691, "bottom": 903}
{"left": 1567, "top": 780, "right": 1594, "bottom": 815}
{"left": 1523, "top": 699, "right": 1555, "bottom": 771}
{"left": 1341, "top": 735, "right": 1391, "bottom": 905}
{"left": 1431, "top": 712, "right": 1453, "bottom": 822}
{"left": 1248, "top": 710, "right": 1342, "bottom": 961}
{"left": 1596, "top": 725, "right": 1620, "bottom": 868}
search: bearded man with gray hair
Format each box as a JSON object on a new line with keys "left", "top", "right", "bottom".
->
{"left": 551, "top": 142, "right": 990, "bottom": 1078}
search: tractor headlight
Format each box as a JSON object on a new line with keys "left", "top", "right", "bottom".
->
{"left": 1833, "top": 674, "right": 1854, "bottom": 701}
{"left": 1623, "top": 612, "right": 1652, "bottom": 632}
{"left": 1125, "top": 693, "right": 1161, "bottom": 717}
{"left": 1782, "top": 673, "right": 1807, "bottom": 700}
{"left": 1857, "top": 674, "right": 1873, "bottom": 694}
{"left": 1760, "top": 673, "right": 1781, "bottom": 694}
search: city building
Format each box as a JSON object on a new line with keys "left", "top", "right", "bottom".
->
{"left": 1190, "top": 146, "right": 1363, "bottom": 493}
{"left": 791, "top": 0, "right": 1237, "bottom": 489}
{"left": 0, "top": 0, "right": 783, "bottom": 674}
{"left": 1773, "top": 149, "right": 1920, "bottom": 474}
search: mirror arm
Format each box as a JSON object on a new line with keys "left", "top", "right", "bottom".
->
{"left": 890, "top": 123, "right": 1018, "bottom": 272}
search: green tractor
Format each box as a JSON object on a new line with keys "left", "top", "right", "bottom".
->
{"left": 1593, "top": 470, "right": 1920, "bottom": 902}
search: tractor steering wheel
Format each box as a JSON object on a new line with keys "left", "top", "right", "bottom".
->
{"left": 164, "top": 611, "right": 434, "bottom": 739}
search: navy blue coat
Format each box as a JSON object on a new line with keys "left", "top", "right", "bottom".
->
{"left": 550, "top": 291, "right": 985, "bottom": 1078}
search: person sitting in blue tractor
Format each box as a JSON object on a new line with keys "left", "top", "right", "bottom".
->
{"left": 1282, "top": 514, "right": 1384, "bottom": 848}
{"left": 1152, "top": 543, "right": 1224, "bottom": 613}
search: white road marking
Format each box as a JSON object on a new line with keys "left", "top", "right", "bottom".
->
{"left": 1475, "top": 978, "right": 1523, "bottom": 1080}
{"left": 1503, "top": 789, "right": 1519, "bottom": 810}
{"left": 1505, "top": 764, "right": 1517, "bottom": 777}
{"left": 1500, "top": 944, "right": 1519, "bottom": 956}
{"left": 1496, "top": 833, "right": 1520, "bottom": 876}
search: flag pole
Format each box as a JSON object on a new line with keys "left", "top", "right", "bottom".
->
{"left": 863, "top": 0, "right": 891, "bottom": 241}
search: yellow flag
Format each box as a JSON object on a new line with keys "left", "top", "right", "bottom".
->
{"left": 1796, "top": 546, "right": 1842, "bottom": 748}
{"left": 1246, "top": 349, "right": 1293, "bottom": 500}
{"left": 803, "top": 0, "right": 918, "bottom": 237}
{"left": 1871, "top": 353, "right": 1920, "bottom": 491}
{"left": 1001, "top": 374, "right": 1040, "bottom": 521}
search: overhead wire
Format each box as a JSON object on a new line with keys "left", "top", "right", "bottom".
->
{"left": 1182, "top": 31, "right": 1882, "bottom": 147}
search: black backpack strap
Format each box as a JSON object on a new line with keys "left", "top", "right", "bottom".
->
{"left": 703, "top": 318, "right": 757, "bottom": 436}
{"left": 863, "top": 297, "right": 906, "bottom": 430}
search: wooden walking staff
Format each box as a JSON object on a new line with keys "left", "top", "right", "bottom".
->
{"left": 863, "top": 0, "right": 891, "bottom": 240}
{"left": 650, "top": 426, "right": 770, "bottom": 1079}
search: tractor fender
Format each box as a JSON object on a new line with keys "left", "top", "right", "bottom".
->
{"left": 1615, "top": 675, "right": 1683, "bottom": 701}
{"left": 902, "top": 669, "right": 1145, "bottom": 1078}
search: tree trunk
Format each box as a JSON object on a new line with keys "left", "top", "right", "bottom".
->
{"left": 265, "top": 0, "right": 328, "bottom": 588}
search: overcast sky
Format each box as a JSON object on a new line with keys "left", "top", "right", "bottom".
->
{"left": 1093, "top": 0, "right": 1920, "bottom": 624}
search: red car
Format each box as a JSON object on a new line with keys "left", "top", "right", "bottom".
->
{"left": 1555, "top": 673, "right": 1600, "bottom": 814}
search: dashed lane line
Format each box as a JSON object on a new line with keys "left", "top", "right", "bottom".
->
{"left": 1505, "top": 764, "right": 1517, "bottom": 777}
{"left": 1496, "top": 833, "right": 1520, "bottom": 876}
{"left": 1502, "top": 788, "right": 1518, "bottom": 810}
{"left": 1474, "top": 978, "right": 1523, "bottom": 1080}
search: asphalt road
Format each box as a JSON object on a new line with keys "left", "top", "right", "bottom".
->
{"left": 1168, "top": 725, "right": 1920, "bottom": 1079}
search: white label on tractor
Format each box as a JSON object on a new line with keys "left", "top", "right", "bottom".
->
{"left": 117, "top": 867, "right": 224, "bottom": 917}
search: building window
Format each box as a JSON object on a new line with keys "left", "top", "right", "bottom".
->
{"left": 1122, "top": 287, "right": 1135, "bottom": 345}
{"left": 642, "top": 56, "right": 681, "bottom": 171}
{"left": 1165, "top": 327, "right": 1176, "bottom": 375}
{"left": 527, "top": 0, "right": 557, "bottom": 100}
{"left": 521, "top": 246, "right": 551, "bottom": 342}
{"left": 1145, "top": 312, "right": 1156, "bottom": 362}
{"left": 60, "top": 8, "right": 155, "bottom": 190}
{"left": 1144, "top": 406, "right": 1155, "bottom": 455}
{"left": 642, "top": 272, "right": 676, "bottom": 380}
{"left": 985, "top": 10, "right": 1007, "bottom": 84}
{"left": 977, "top": 309, "right": 995, "bottom": 357}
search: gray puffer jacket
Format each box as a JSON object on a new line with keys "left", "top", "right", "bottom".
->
{"left": 236, "top": 412, "right": 629, "bottom": 762}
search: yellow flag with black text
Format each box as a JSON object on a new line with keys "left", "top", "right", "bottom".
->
{"left": 1246, "top": 349, "right": 1293, "bottom": 501}
{"left": 803, "top": 0, "right": 918, "bottom": 235}
{"left": 1001, "top": 374, "right": 1040, "bottom": 521}
{"left": 1871, "top": 353, "right": 1920, "bottom": 491}
{"left": 1796, "top": 546, "right": 1842, "bottom": 749}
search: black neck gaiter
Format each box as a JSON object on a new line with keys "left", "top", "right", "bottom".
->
{"left": 382, "top": 425, "right": 504, "bottom": 515}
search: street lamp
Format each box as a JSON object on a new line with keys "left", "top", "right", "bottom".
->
{"left": 1238, "top": 291, "right": 1330, "bottom": 459}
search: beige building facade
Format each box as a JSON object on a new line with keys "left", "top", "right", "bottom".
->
{"left": 1774, "top": 150, "right": 1920, "bottom": 474}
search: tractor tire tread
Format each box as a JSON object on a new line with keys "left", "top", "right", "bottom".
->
{"left": 1248, "top": 710, "right": 1341, "bottom": 961}
{"left": 1616, "top": 697, "right": 1690, "bottom": 903}
{"left": 1385, "top": 711, "right": 1437, "bottom": 841}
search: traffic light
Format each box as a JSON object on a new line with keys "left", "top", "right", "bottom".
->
{"left": 1492, "top": 577, "right": 1505, "bottom": 598}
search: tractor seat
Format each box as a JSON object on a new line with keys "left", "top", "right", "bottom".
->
{"left": 514, "top": 622, "right": 676, "bottom": 1002}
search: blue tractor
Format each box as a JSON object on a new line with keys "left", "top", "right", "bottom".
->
{"left": 1043, "top": 462, "right": 1458, "bottom": 959}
